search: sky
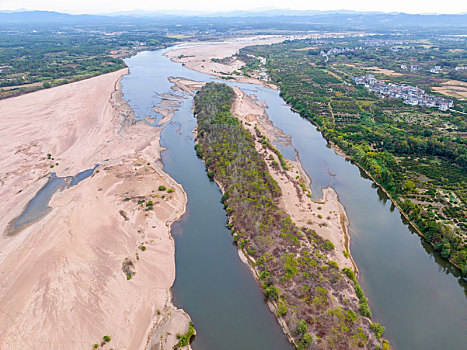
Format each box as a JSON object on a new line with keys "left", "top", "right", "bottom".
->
{"left": 0, "top": 0, "right": 465, "bottom": 15}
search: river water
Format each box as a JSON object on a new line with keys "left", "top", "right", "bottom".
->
{"left": 12, "top": 165, "right": 98, "bottom": 231}
{"left": 122, "top": 47, "right": 467, "bottom": 350}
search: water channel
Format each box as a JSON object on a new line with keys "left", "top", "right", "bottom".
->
{"left": 122, "top": 47, "right": 467, "bottom": 350}
{"left": 12, "top": 165, "right": 98, "bottom": 232}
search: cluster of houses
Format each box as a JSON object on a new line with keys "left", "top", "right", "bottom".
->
{"left": 352, "top": 75, "right": 454, "bottom": 111}
{"left": 400, "top": 64, "right": 420, "bottom": 71}
{"left": 320, "top": 47, "right": 363, "bottom": 57}
{"left": 400, "top": 64, "right": 466, "bottom": 74}
{"left": 359, "top": 39, "right": 406, "bottom": 47}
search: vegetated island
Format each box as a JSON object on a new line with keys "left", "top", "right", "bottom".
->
{"left": 193, "top": 82, "right": 390, "bottom": 349}
{"left": 0, "top": 70, "right": 193, "bottom": 349}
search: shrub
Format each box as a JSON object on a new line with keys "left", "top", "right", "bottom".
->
{"left": 259, "top": 270, "right": 271, "bottom": 282}
{"left": 246, "top": 245, "right": 256, "bottom": 256}
{"left": 360, "top": 301, "right": 372, "bottom": 318}
{"left": 264, "top": 285, "right": 280, "bottom": 301}
{"left": 276, "top": 301, "right": 288, "bottom": 316}
{"left": 158, "top": 185, "right": 166, "bottom": 191}
{"left": 141, "top": 246, "right": 146, "bottom": 251}
{"left": 194, "top": 144, "right": 204, "bottom": 158}
{"left": 323, "top": 240, "right": 334, "bottom": 251}
{"left": 103, "top": 335, "right": 111, "bottom": 342}
{"left": 370, "top": 322, "right": 385, "bottom": 339}
{"left": 296, "top": 320, "right": 308, "bottom": 335}
{"left": 220, "top": 193, "right": 229, "bottom": 204}
{"left": 354, "top": 283, "right": 364, "bottom": 299}
{"left": 342, "top": 267, "right": 355, "bottom": 280}
{"left": 167, "top": 188, "right": 174, "bottom": 193}
{"left": 175, "top": 322, "right": 195, "bottom": 348}
{"left": 297, "top": 333, "right": 313, "bottom": 350}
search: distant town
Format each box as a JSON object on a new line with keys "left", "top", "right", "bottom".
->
{"left": 352, "top": 74, "right": 454, "bottom": 111}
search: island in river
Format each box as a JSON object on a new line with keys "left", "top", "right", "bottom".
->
{"left": 190, "top": 81, "right": 388, "bottom": 349}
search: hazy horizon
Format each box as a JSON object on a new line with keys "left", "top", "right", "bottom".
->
{"left": 0, "top": 0, "right": 466, "bottom": 15}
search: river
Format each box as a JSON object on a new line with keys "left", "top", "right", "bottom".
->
{"left": 122, "top": 47, "right": 467, "bottom": 350}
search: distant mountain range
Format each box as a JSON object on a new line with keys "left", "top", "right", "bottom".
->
{"left": 0, "top": 10, "right": 466, "bottom": 28}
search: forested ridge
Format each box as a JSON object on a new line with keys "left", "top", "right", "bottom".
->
{"left": 194, "top": 82, "right": 389, "bottom": 350}
{"left": 239, "top": 39, "right": 467, "bottom": 277}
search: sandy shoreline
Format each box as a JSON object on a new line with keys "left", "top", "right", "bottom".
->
{"left": 230, "top": 86, "right": 355, "bottom": 270}
{"left": 165, "top": 35, "right": 337, "bottom": 89}
{"left": 0, "top": 70, "right": 192, "bottom": 349}
{"left": 164, "top": 36, "right": 281, "bottom": 88}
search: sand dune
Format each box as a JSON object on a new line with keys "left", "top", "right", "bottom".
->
{"left": 0, "top": 70, "right": 191, "bottom": 349}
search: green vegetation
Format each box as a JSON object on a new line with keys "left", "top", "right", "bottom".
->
{"left": 342, "top": 268, "right": 372, "bottom": 318}
{"left": 103, "top": 335, "right": 111, "bottom": 342}
{"left": 0, "top": 30, "right": 175, "bottom": 98}
{"left": 174, "top": 322, "right": 195, "bottom": 349}
{"left": 276, "top": 299, "right": 288, "bottom": 316}
{"left": 370, "top": 322, "right": 386, "bottom": 339}
{"left": 323, "top": 240, "right": 334, "bottom": 251}
{"left": 158, "top": 185, "right": 167, "bottom": 191}
{"left": 241, "top": 36, "right": 467, "bottom": 276}
{"left": 194, "top": 82, "right": 387, "bottom": 349}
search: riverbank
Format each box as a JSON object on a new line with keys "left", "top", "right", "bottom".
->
{"left": 316, "top": 123, "right": 465, "bottom": 274}
{"left": 352, "top": 155, "right": 464, "bottom": 273}
{"left": 165, "top": 35, "right": 339, "bottom": 90}
{"left": 165, "top": 36, "right": 280, "bottom": 88}
{"left": 0, "top": 70, "right": 192, "bottom": 349}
